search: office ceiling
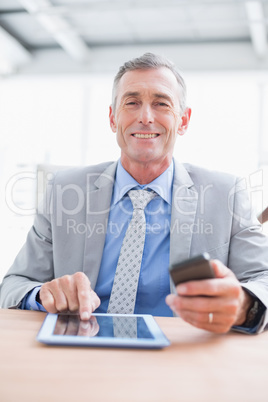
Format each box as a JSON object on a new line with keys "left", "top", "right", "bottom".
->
{"left": 0, "top": 0, "right": 268, "bottom": 74}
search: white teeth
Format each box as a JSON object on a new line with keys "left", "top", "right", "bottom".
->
{"left": 133, "top": 133, "right": 158, "bottom": 138}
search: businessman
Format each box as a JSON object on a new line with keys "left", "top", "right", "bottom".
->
{"left": 1, "top": 53, "right": 268, "bottom": 334}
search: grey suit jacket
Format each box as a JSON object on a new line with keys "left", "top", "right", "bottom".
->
{"left": 1, "top": 160, "right": 268, "bottom": 331}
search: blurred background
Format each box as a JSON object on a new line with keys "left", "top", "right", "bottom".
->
{"left": 1, "top": 0, "right": 268, "bottom": 281}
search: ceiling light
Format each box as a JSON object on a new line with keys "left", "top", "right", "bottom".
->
{"left": 0, "top": 26, "right": 32, "bottom": 75}
{"left": 18, "top": 0, "right": 51, "bottom": 13}
{"left": 18, "top": 0, "right": 91, "bottom": 63}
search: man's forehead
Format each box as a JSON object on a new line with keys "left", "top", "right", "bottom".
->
{"left": 117, "top": 68, "right": 179, "bottom": 98}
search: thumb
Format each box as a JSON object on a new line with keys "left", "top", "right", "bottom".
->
{"left": 211, "top": 259, "right": 235, "bottom": 279}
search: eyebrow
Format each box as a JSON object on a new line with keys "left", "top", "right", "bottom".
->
{"left": 121, "top": 91, "right": 174, "bottom": 104}
{"left": 121, "top": 91, "right": 140, "bottom": 100}
{"left": 154, "top": 93, "right": 174, "bottom": 104}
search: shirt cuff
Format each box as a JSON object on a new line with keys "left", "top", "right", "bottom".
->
{"left": 232, "top": 296, "right": 266, "bottom": 334}
{"left": 22, "top": 286, "right": 47, "bottom": 312}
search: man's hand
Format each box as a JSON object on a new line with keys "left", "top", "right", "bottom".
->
{"left": 39, "top": 272, "right": 101, "bottom": 321}
{"left": 166, "top": 260, "right": 253, "bottom": 333}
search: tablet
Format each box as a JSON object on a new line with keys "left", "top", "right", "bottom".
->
{"left": 37, "top": 313, "right": 170, "bottom": 349}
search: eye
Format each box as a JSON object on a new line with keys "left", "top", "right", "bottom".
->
{"left": 124, "top": 98, "right": 140, "bottom": 107}
{"left": 155, "top": 102, "right": 169, "bottom": 108}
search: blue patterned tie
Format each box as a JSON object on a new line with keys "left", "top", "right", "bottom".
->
{"left": 107, "top": 189, "right": 156, "bottom": 314}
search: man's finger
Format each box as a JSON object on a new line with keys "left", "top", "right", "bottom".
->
{"left": 75, "top": 273, "right": 100, "bottom": 320}
{"left": 179, "top": 310, "right": 235, "bottom": 334}
{"left": 59, "top": 275, "right": 79, "bottom": 312}
{"left": 39, "top": 287, "right": 57, "bottom": 313}
{"left": 176, "top": 277, "right": 241, "bottom": 298}
{"left": 76, "top": 283, "right": 91, "bottom": 320}
{"left": 89, "top": 289, "right": 101, "bottom": 311}
{"left": 173, "top": 294, "right": 239, "bottom": 315}
{"left": 211, "top": 259, "right": 236, "bottom": 279}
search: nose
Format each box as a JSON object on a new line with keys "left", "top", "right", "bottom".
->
{"left": 138, "top": 104, "right": 154, "bottom": 125}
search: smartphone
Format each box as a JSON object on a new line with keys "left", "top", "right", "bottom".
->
{"left": 169, "top": 252, "right": 215, "bottom": 286}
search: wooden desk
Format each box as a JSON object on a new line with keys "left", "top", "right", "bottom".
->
{"left": 0, "top": 309, "right": 267, "bottom": 402}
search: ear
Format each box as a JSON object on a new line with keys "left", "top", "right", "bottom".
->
{"left": 177, "top": 107, "right": 191, "bottom": 136}
{"left": 109, "top": 105, "right": 117, "bottom": 133}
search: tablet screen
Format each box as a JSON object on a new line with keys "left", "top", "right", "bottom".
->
{"left": 53, "top": 314, "right": 153, "bottom": 339}
{"left": 37, "top": 313, "right": 170, "bottom": 349}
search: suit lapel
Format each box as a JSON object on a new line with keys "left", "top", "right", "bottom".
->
{"left": 170, "top": 160, "right": 198, "bottom": 293}
{"left": 83, "top": 159, "right": 198, "bottom": 292}
{"left": 83, "top": 161, "right": 118, "bottom": 289}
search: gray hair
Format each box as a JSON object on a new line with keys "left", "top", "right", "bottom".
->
{"left": 112, "top": 52, "right": 187, "bottom": 113}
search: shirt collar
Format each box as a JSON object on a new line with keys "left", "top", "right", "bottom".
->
{"left": 112, "top": 159, "right": 174, "bottom": 206}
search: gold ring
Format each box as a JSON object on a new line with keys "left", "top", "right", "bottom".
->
{"left": 209, "top": 313, "right": 213, "bottom": 324}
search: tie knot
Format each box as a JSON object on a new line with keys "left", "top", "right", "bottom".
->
{"left": 128, "top": 189, "right": 156, "bottom": 210}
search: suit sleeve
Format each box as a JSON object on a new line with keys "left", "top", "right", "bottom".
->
{"left": 228, "top": 177, "right": 268, "bottom": 332}
{"left": 0, "top": 184, "right": 55, "bottom": 309}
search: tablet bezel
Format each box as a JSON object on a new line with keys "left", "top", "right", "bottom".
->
{"left": 37, "top": 313, "right": 170, "bottom": 349}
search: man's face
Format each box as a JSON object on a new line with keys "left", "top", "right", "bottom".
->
{"left": 109, "top": 67, "right": 191, "bottom": 169}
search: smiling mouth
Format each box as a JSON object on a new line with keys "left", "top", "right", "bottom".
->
{"left": 132, "top": 133, "right": 159, "bottom": 139}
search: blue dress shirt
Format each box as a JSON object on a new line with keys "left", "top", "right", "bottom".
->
{"left": 94, "top": 160, "right": 174, "bottom": 316}
{"left": 21, "top": 160, "right": 174, "bottom": 317}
